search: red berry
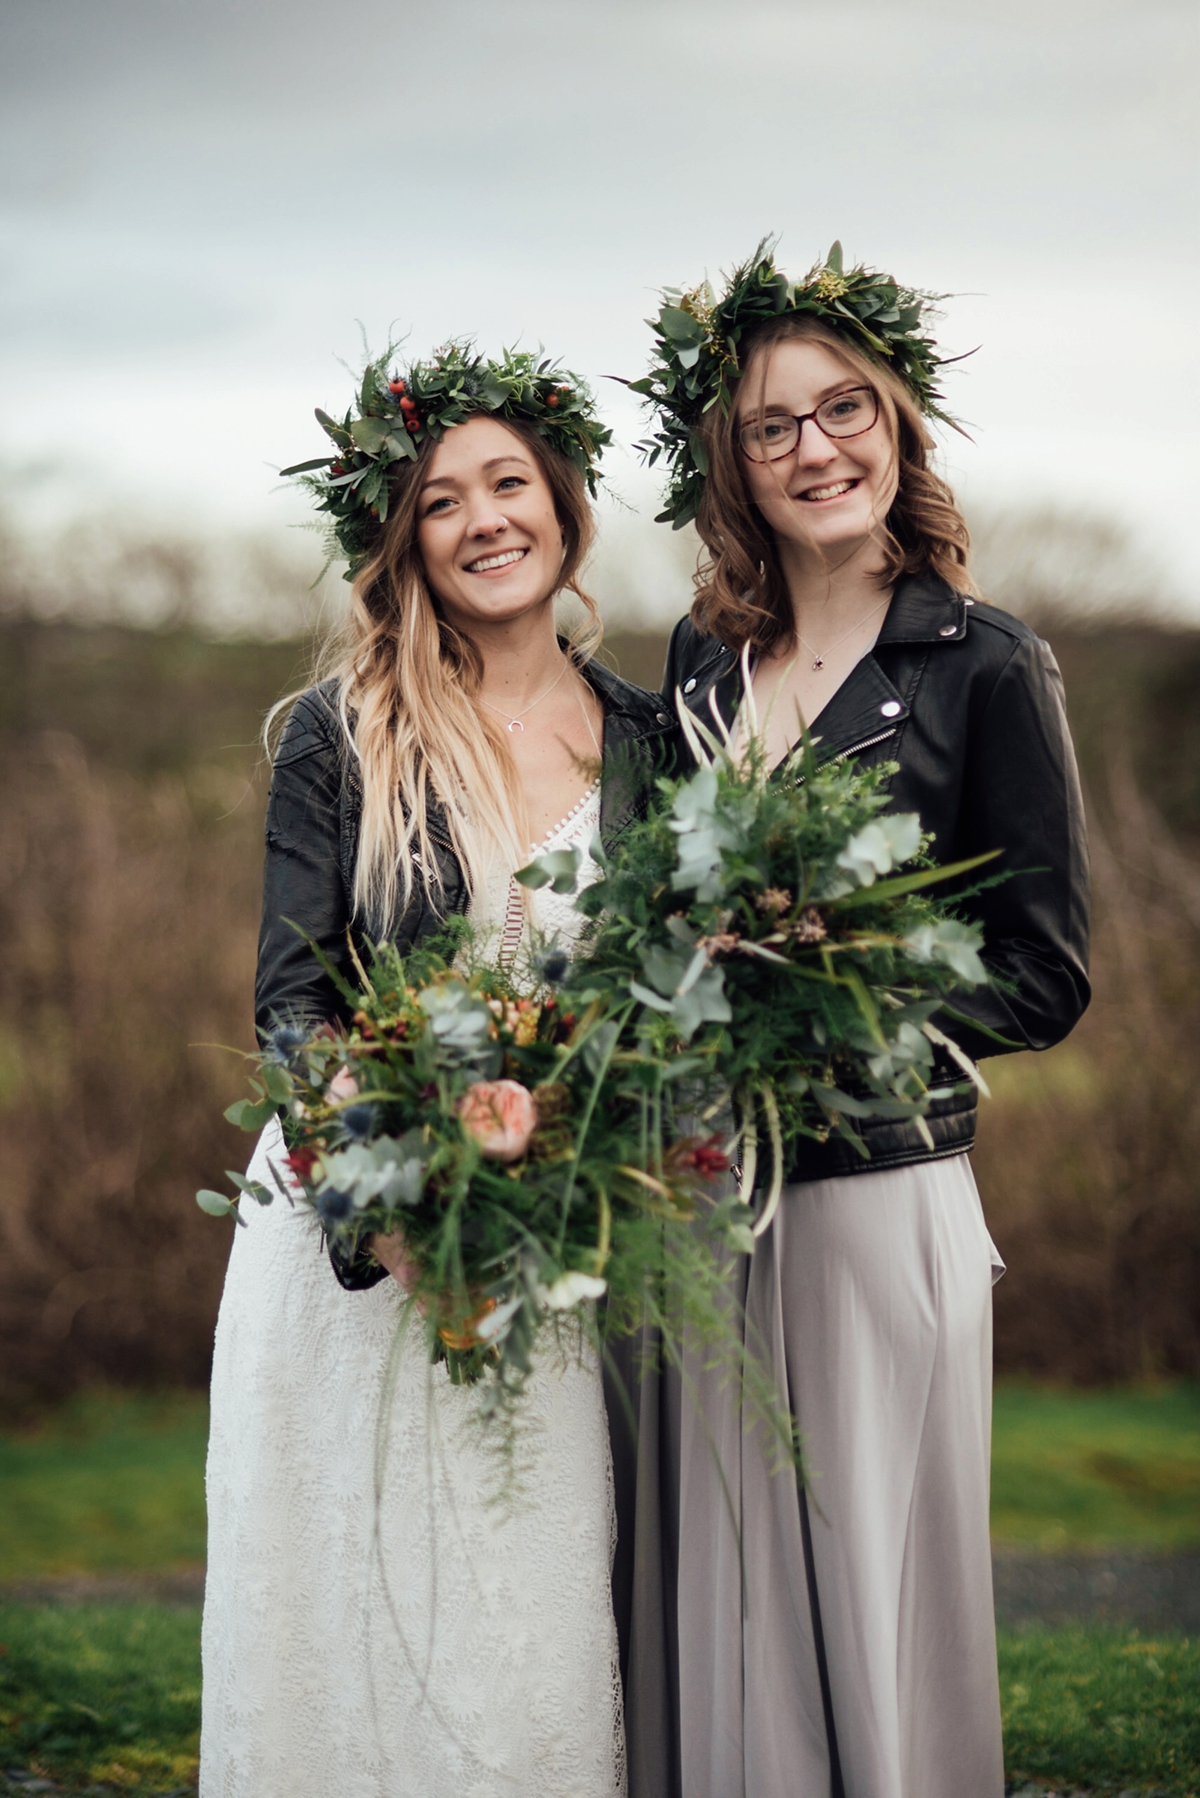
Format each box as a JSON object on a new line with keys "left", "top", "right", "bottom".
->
{"left": 389, "top": 378, "right": 406, "bottom": 395}
{"left": 546, "top": 393, "right": 559, "bottom": 408}
{"left": 406, "top": 416, "right": 420, "bottom": 433}
{"left": 398, "top": 394, "right": 417, "bottom": 413}
{"left": 687, "top": 1136, "right": 729, "bottom": 1178}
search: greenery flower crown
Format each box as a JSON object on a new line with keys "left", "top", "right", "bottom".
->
{"left": 282, "top": 342, "right": 612, "bottom": 579}
{"left": 628, "top": 239, "right": 958, "bottom": 528}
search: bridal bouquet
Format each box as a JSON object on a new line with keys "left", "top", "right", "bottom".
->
{"left": 199, "top": 930, "right": 754, "bottom": 1423}
{"left": 523, "top": 672, "right": 999, "bottom": 1237}
{"left": 198, "top": 679, "right": 998, "bottom": 1459}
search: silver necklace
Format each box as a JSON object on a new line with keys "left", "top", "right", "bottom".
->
{"left": 795, "top": 594, "right": 890, "bottom": 671}
{"left": 479, "top": 657, "right": 570, "bottom": 732}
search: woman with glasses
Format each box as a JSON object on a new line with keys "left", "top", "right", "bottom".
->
{"left": 618, "top": 247, "right": 1090, "bottom": 1798}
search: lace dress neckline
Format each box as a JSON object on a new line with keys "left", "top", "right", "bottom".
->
{"left": 493, "top": 781, "right": 602, "bottom": 968}
{"left": 529, "top": 777, "right": 601, "bottom": 854}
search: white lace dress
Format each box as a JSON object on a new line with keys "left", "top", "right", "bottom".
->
{"left": 200, "top": 785, "right": 625, "bottom": 1798}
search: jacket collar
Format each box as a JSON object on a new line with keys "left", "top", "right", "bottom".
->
{"left": 580, "top": 653, "right": 678, "bottom": 843}
{"left": 580, "top": 652, "right": 676, "bottom": 741}
{"left": 678, "top": 572, "right": 967, "bottom": 766}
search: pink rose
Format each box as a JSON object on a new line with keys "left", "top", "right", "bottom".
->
{"left": 458, "top": 1079, "right": 536, "bottom": 1162}
{"left": 328, "top": 1065, "right": 360, "bottom": 1102}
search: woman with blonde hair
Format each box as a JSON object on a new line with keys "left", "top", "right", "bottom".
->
{"left": 200, "top": 343, "right": 674, "bottom": 1797}
{"left": 620, "top": 246, "right": 1090, "bottom": 1798}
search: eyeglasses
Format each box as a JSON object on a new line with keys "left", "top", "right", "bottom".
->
{"left": 737, "top": 387, "right": 879, "bottom": 463}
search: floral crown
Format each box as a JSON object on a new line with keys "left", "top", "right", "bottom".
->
{"left": 628, "top": 239, "right": 957, "bottom": 529}
{"left": 282, "top": 341, "right": 612, "bottom": 578}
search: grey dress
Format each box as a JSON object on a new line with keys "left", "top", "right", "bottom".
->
{"left": 610, "top": 1155, "right": 1006, "bottom": 1798}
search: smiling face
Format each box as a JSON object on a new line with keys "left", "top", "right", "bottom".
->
{"left": 416, "top": 415, "right": 565, "bottom": 635}
{"left": 735, "top": 336, "right": 899, "bottom": 565}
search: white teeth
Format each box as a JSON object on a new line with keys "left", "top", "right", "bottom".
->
{"left": 800, "top": 480, "right": 855, "bottom": 501}
{"left": 466, "top": 547, "right": 527, "bottom": 573}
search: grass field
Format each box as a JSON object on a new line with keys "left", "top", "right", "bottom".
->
{"left": 0, "top": 1603, "right": 200, "bottom": 1795}
{"left": 1, "top": 1607, "right": 1196, "bottom": 1796}
{"left": 991, "top": 1382, "right": 1200, "bottom": 1552}
{"left": 0, "top": 1392, "right": 208, "bottom": 1582}
{"left": 1, "top": 1384, "right": 1197, "bottom": 1793}
{"left": 999, "top": 1630, "right": 1200, "bottom": 1794}
{"left": 3, "top": 1382, "right": 1196, "bottom": 1579}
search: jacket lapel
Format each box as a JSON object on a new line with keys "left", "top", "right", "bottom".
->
{"left": 582, "top": 658, "right": 677, "bottom": 845}
{"left": 676, "top": 573, "right": 966, "bottom": 764}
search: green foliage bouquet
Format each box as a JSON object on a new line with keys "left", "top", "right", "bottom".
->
{"left": 522, "top": 668, "right": 998, "bottom": 1238}
{"left": 199, "top": 930, "right": 757, "bottom": 1432}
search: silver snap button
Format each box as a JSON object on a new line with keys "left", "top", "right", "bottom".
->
{"left": 880, "top": 701, "right": 902, "bottom": 718}
{"left": 939, "top": 624, "right": 957, "bottom": 637}
{"left": 656, "top": 711, "right": 670, "bottom": 725}
{"left": 683, "top": 677, "right": 697, "bottom": 694}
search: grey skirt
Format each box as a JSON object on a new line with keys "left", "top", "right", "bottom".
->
{"left": 609, "top": 1153, "right": 1006, "bottom": 1798}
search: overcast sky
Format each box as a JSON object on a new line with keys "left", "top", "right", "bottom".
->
{"left": 1, "top": 0, "right": 1197, "bottom": 621}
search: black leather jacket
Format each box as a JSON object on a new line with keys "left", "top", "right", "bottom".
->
{"left": 256, "top": 659, "right": 678, "bottom": 1038}
{"left": 254, "top": 657, "right": 679, "bottom": 1285}
{"left": 663, "top": 572, "right": 1091, "bottom": 1182}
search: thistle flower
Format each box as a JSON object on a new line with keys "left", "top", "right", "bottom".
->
{"left": 265, "top": 1023, "right": 308, "bottom": 1065}
{"left": 315, "top": 1186, "right": 353, "bottom": 1226}
{"left": 340, "top": 1103, "right": 376, "bottom": 1141}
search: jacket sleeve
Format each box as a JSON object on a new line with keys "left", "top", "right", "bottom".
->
{"left": 946, "top": 634, "right": 1091, "bottom": 1061}
{"left": 254, "top": 692, "right": 389, "bottom": 1293}
{"left": 254, "top": 691, "right": 357, "bottom": 1040}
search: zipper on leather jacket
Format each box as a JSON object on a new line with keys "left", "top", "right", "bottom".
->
{"left": 793, "top": 726, "right": 899, "bottom": 786}
{"left": 830, "top": 726, "right": 898, "bottom": 764}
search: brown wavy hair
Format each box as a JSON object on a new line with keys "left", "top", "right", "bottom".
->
{"left": 271, "top": 416, "right": 599, "bottom": 931}
{"left": 691, "top": 315, "right": 977, "bottom": 652}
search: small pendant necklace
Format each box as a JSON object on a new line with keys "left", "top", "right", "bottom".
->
{"left": 479, "top": 657, "right": 570, "bottom": 732}
{"left": 795, "top": 594, "right": 890, "bottom": 671}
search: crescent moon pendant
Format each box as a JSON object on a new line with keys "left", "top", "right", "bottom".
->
{"left": 507, "top": 719, "right": 524, "bottom": 732}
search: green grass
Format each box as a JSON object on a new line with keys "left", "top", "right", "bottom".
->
{"left": 991, "top": 1382, "right": 1200, "bottom": 1553}
{"left": 0, "top": 1392, "right": 208, "bottom": 1580}
{"left": 0, "top": 1607, "right": 1195, "bottom": 1796}
{"left": 3, "top": 1382, "right": 1195, "bottom": 1579}
{"left": 999, "top": 1628, "right": 1200, "bottom": 1794}
{"left": 0, "top": 1603, "right": 200, "bottom": 1794}
{"left": 0, "top": 1384, "right": 1196, "bottom": 1793}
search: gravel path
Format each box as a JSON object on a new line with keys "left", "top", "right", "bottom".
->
{"left": 993, "top": 1550, "right": 1200, "bottom": 1633}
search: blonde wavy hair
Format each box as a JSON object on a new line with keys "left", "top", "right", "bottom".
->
{"left": 691, "top": 315, "right": 977, "bottom": 653}
{"left": 272, "top": 417, "right": 600, "bottom": 932}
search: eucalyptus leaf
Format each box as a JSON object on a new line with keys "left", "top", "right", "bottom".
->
{"left": 658, "top": 306, "right": 706, "bottom": 346}
{"left": 259, "top": 1062, "right": 293, "bottom": 1105}
{"left": 227, "top": 1172, "right": 275, "bottom": 1205}
{"left": 197, "top": 1189, "right": 237, "bottom": 1217}
{"left": 350, "top": 416, "right": 390, "bottom": 454}
{"left": 224, "top": 1096, "right": 277, "bottom": 1131}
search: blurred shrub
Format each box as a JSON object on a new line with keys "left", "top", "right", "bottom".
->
{"left": 0, "top": 611, "right": 1196, "bottom": 1403}
{"left": 0, "top": 627, "right": 300, "bottom": 1406}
